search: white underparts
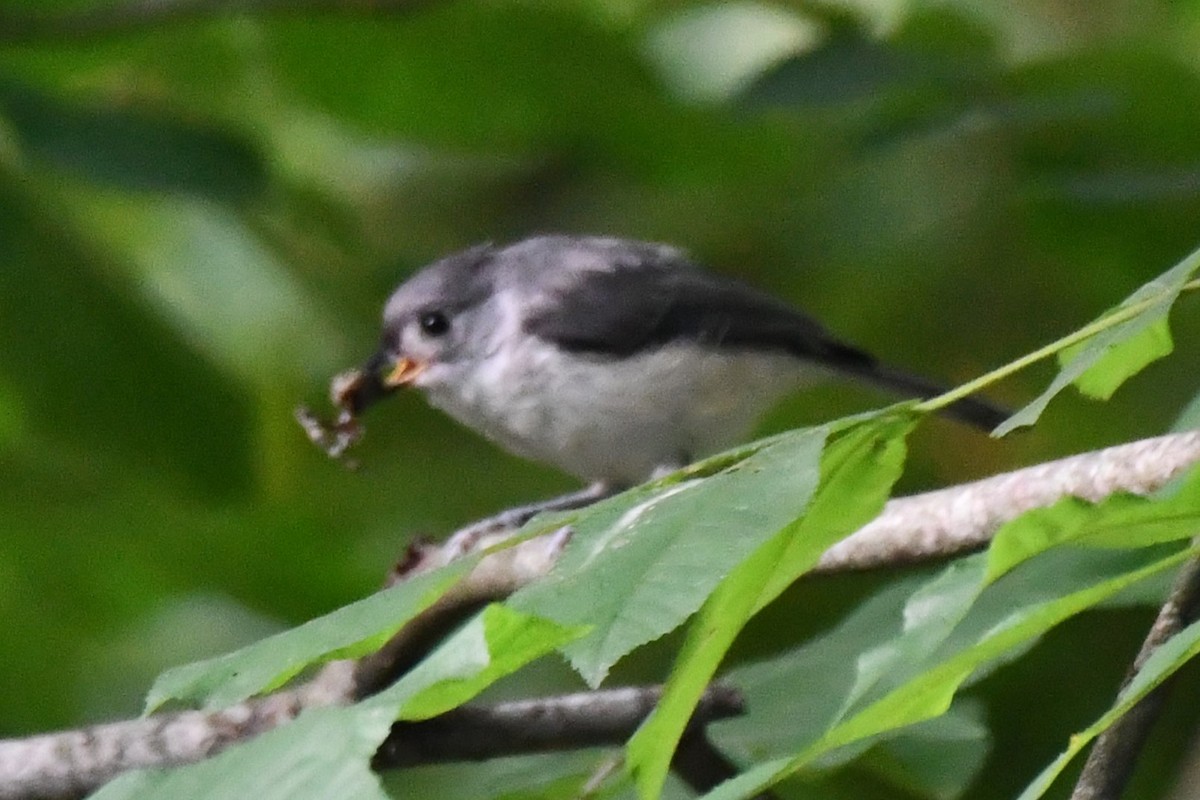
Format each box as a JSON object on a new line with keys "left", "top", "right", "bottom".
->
{"left": 422, "top": 336, "right": 820, "bottom": 484}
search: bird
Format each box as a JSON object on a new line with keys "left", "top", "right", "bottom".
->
{"left": 319, "top": 235, "right": 1005, "bottom": 522}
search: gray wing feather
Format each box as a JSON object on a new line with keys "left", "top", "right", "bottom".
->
{"left": 521, "top": 251, "right": 1008, "bottom": 430}
{"left": 522, "top": 258, "right": 874, "bottom": 368}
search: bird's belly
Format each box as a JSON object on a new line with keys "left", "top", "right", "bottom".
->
{"left": 427, "top": 344, "right": 812, "bottom": 484}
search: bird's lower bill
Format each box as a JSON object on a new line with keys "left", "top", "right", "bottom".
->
{"left": 383, "top": 357, "right": 427, "bottom": 388}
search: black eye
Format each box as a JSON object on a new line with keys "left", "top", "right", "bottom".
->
{"left": 418, "top": 310, "right": 450, "bottom": 337}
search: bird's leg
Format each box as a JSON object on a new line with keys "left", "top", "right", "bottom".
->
{"left": 445, "top": 482, "right": 616, "bottom": 554}
{"left": 490, "top": 482, "right": 618, "bottom": 528}
{"left": 479, "top": 457, "right": 686, "bottom": 534}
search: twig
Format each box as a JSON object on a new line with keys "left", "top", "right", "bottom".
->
{"left": 1069, "top": 557, "right": 1200, "bottom": 800}
{"left": 372, "top": 684, "right": 744, "bottom": 769}
{"left": 0, "top": 0, "right": 432, "bottom": 44}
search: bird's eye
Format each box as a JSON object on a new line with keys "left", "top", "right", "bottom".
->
{"left": 418, "top": 310, "right": 450, "bottom": 337}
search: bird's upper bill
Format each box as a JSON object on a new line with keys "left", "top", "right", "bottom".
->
{"left": 382, "top": 356, "right": 426, "bottom": 388}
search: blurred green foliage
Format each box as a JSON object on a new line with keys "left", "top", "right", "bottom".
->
{"left": 2, "top": 0, "right": 1200, "bottom": 798}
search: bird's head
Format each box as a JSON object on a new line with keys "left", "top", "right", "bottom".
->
{"left": 341, "top": 243, "right": 498, "bottom": 416}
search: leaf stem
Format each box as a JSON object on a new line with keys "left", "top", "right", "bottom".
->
{"left": 915, "top": 279, "right": 1200, "bottom": 417}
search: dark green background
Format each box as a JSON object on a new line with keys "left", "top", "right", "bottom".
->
{"left": 2, "top": 1, "right": 1199, "bottom": 797}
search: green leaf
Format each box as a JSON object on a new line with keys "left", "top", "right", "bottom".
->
{"left": 510, "top": 424, "right": 831, "bottom": 687}
{"left": 264, "top": 5, "right": 814, "bottom": 189}
{"left": 758, "top": 413, "right": 917, "bottom": 606}
{"left": 700, "top": 546, "right": 1195, "bottom": 800}
{"left": 744, "top": 10, "right": 993, "bottom": 111}
{"left": 986, "top": 464, "right": 1200, "bottom": 581}
{"left": 1172, "top": 388, "right": 1200, "bottom": 432}
{"left": 700, "top": 758, "right": 792, "bottom": 800}
{"left": 857, "top": 702, "right": 990, "bottom": 800}
{"left": 717, "top": 575, "right": 991, "bottom": 797}
{"left": 381, "top": 751, "right": 618, "bottom": 800}
{"left": 838, "top": 466, "right": 1200, "bottom": 723}
{"left": 836, "top": 558, "right": 986, "bottom": 719}
{"left": 0, "top": 171, "right": 253, "bottom": 495}
{"left": 61, "top": 191, "right": 349, "bottom": 381}
{"left": 146, "top": 560, "right": 473, "bottom": 712}
{"left": 848, "top": 547, "right": 1188, "bottom": 719}
{"left": 1060, "top": 317, "right": 1173, "bottom": 400}
{"left": 696, "top": 458, "right": 1200, "bottom": 799}
{"left": 1017, "top": 612, "right": 1200, "bottom": 799}
{"left": 628, "top": 413, "right": 914, "bottom": 799}
{"left": 647, "top": 4, "right": 816, "bottom": 104}
{"left": 0, "top": 79, "right": 267, "bottom": 203}
{"left": 995, "top": 245, "right": 1200, "bottom": 435}
{"left": 266, "top": 7, "right": 648, "bottom": 148}
{"left": 389, "top": 604, "right": 589, "bottom": 721}
{"left": 719, "top": 576, "right": 930, "bottom": 756}
{"left": 98, "top": 605, "right": 578, "bottom": 800}
{"left": 94, "top": 706, "right": 396, "bottom": 800}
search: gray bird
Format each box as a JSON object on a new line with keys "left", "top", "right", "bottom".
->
{"left": 332, "top": 235, "right": 1004, "bottom": 520}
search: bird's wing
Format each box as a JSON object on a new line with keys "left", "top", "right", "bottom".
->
{"left": 521, "top": 255, "right": 1009, "bottom": 431}
{"left": 521, "top": 259, "right": 875, "bottom": 369}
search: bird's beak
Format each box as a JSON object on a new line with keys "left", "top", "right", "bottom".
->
{"left": 381, "top": 356, "right": 426, "bottom": 388}
{"left": 330, "top": 351, "right": 425, "bottom": 416}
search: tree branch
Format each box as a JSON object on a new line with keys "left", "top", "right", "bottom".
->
{"left": 2, "top": 430, "right": 1198, "bottom": 799}
{"left": 372, "top": 684, "right": 743, "bottom": 768}
{"left": 816, "top": 430, "right": 1200, "bottom": 572}
{"left": 0, "top": 685, "right": 745, "bottom": 800}
{"left": 0, "top": 530, "right": 573, "bottom": 800}
{"left": 1069, "top": 556, "right": 1200, "bottom": 800}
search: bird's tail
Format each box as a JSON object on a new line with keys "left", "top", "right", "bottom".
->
{"left": 849, "top": 360, "right": 1009, "bottom": 431}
